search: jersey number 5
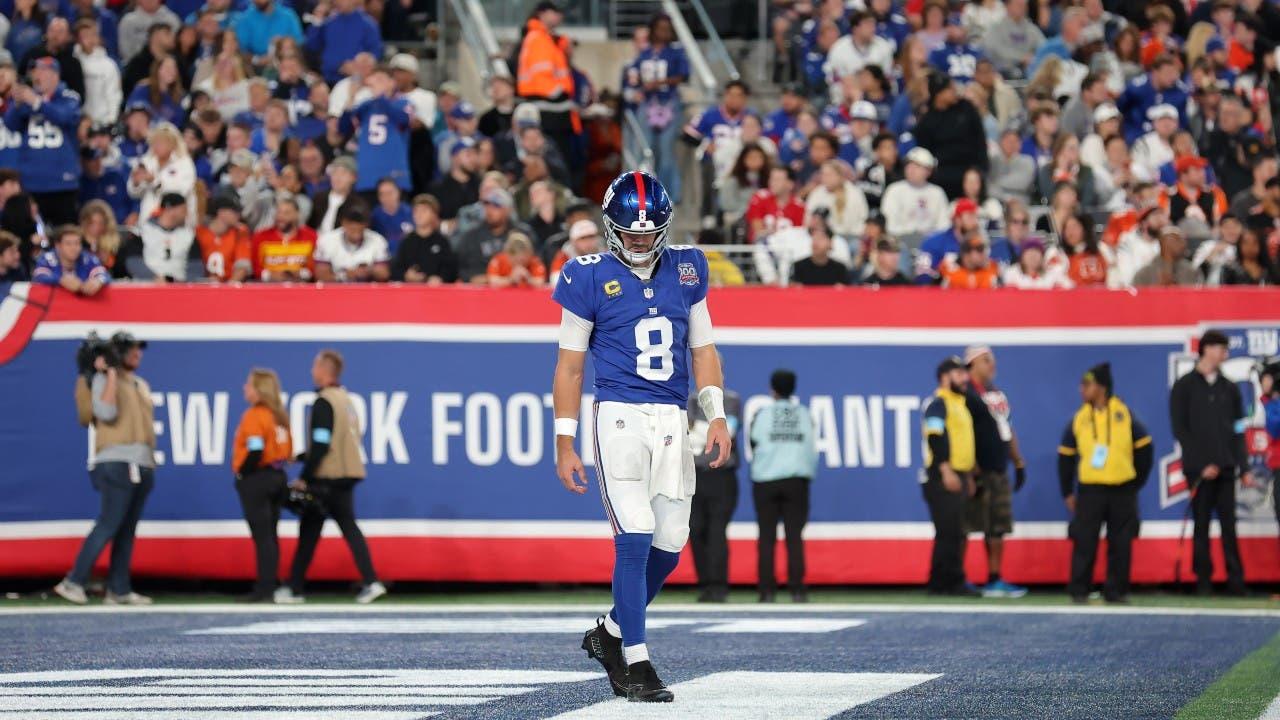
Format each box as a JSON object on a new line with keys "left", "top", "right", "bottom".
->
{"left": 368, "top": 114, "right": 388, "bottom": 145}
{"left": 634, "top": 317, "right": 674, "bottom": 381}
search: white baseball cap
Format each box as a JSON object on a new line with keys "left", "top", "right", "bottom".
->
{"left": 569, "top": 219, "right": 599, "bottom": 241}
{"left": 1093, "top": 103, "right": 1121, "bottom": 124}
{"left": 388, "top": 53, "right": 419, "bottom": 74}
{"left": 904, "top": 146, "right": 937, "bottom": 169}
{"left": 849, "top": 101, "right": 878, "bottom": 122}
{"left": 1146, "top": 103, "right": 1178, "bottom": 121}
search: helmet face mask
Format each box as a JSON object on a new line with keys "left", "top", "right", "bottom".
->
{"left": 602, "top": 170, "right": 673, "bottom": 268}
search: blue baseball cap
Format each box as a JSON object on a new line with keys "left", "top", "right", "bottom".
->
{"left": 450, "top": 136, "right": 477, "bottom": 156}
{"left": 449, "top": 101, "right": 476, "bottom": 119}
{"left": 31, "top": 56, "right": 59, "bottom": 73}
{"left": 124, "top": 101, "right": 152, "bottom": 117}
{"left": 1206, "top": 35, "right": 1226, "bottom": 54}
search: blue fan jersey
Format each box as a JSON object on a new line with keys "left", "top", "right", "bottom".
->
{"left": 552, "top": 246, "right": 710, "bottom": 407}
{"left": 340, "top": 95, "right": 414, "bottom": 191}
{"left": 928, "top": 43, "right": 985, "bottom": 84}
{"left": 3, "top": 86, "right": 82, "bottom": 193}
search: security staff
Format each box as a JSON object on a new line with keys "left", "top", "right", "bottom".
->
{"left": 922, "top": 356, "right": 978, "bottom": 597}
{"left": 1169, "top": 330, "right": 1250, "bottom": 596}
{"left": 55, "top": 333, "right": 156, "bottom": 606}
{"left": 963, "top": 345, "right": 1028, "bottom": 598}
{"left": 688, "top": 382, "right": 743, "bottom": 603}
{"left": 1059, "top": 363, "right": 1153, "bottom": 604}
{"left": 278, "top": 350, "right": 387, "bottom": 604}
{"left": 749, "top": 369, "right": 817, "bottom": 603}
{"left": 231, "top": 368, "right": 293, "bottom": 603}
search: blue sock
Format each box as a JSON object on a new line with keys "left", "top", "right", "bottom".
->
{"left": 609, "top": 546, "right": 681, "bottom": 640}
{"left": 611, "top": 533, "right": 652, "bottom": 647}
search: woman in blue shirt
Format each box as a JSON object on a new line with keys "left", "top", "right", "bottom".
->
{"left": 625, "top": 14, "right": 689, "bottom": 203}
{"left": 126, "top": 56, "right": 187, "bottom": 127}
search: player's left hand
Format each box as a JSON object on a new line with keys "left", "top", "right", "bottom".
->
{"left": 557, "top": 445, "right": 589, "bottom": 494}
{"left": 705, "top": 418, "right": 732, "bottom": 469}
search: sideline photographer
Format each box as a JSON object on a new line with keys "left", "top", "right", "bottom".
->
{"left": 55, "top": 332, "right": 156, "bottom": 605}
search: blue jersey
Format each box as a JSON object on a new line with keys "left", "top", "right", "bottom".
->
{"left": 628, "top": 44, "right": 689, "bottom": 106}
{"left": 819, "top": 107, "right": 864, "bottom": 167}
{"left": 31, "top": 250, "right": 110, "bottom": 286}
{"left": 1117, "top": 74, "right": 1190, "bottom": 143}
{"left": 0, "top": 110, "right": 22, "bottom": 170}
{"left": 928, "top": 43, "right": 985, "bottom": 84}
{"left": 763, "top": 108, "right": 796, "bottom": 143}
{"left": 3, "top": 86, "right": 82, "bottom": 193}
{"left": 371, "top": 203, "right": 413, "bottom": 253}
{"left": 876, "top": 13, "right": 911, "bottom": 50}
{"left": 552, "top": 246, "right": 710, "bottom": 407}
{"left": 341, "top": 95, "right": 413, "bottom": 191}
{"left": 80, "top": 167, "right": 133, "bottom": 224}
{"left": 684, "top": 105, "right": 754, "bottom": 146}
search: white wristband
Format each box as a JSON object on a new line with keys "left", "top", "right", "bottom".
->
{"left": 554, "top": 418, "right": 578, "bottom": 438}
{"left": 698, "top": 386, "right": 726, "bottom": 421}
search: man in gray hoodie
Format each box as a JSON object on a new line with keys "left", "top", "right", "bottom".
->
{"left": 979, "top": 0, "right": 1044, "bottom": 80}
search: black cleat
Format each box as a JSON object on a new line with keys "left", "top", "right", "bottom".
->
{"left": 581, "top": 616, "right": 626, "bottom": 697}
{"left": 622, "top": 660, "right": 674, "bottom": 703}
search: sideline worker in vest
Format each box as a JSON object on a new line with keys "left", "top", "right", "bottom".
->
{"left": 1058, "top": 362, "right": 1153, "bottom": 604}
{"left": 921, "top": 356, "right": 978, "bottom": 597}
{"left": 231, "top": 368, "right": 293, "bottom": 603}
{"left": 277, "top": 349, "right": 387, "bottom": 604}
{"left": 55, "top": 333, "right": 156, "bottom": 606}
{"left": 749, "top": 369, "right": 817, "bottom": 603}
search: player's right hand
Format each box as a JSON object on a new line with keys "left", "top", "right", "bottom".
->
{"left": 557, "top": 447, "right": 588, "bottom": 494}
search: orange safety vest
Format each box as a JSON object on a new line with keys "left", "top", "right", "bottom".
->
{"left": 517, "top": 18, "right": 573, "bottom": 102}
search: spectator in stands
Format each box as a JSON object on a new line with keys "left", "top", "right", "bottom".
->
{"left": 763, "top": 83, "right": 804, "bottom": 144}
{"left": 80, "top": 147, "right": 131, "bottom": 226}
{"left": 627, "top": 13, "right": 688, "bottom": 203}
{"left": 1117, "top": 54, "right": 1188, "bottom": 143}
{"left": 20, "top": 17, "right": 83, "bottom": 100}
{"left": 881, "top": 147, "right": 949, "bottom": 244}
{"left": 314, "top": 203, "right": 390, "bottom": 282}
{"left": 454, "top": 171, "right": 509, "bottom": 237}
{"left": 73, "top": 19, "right": 120, "bottom": 128}
{"left": 1029, "top": 6, "right": 1086, "bottom": 77}
{"left": 960, "top": 167, "right": 1003, "bottom": 232}
{"left": 437, "top": 101, "right": 480, "bottom": 178}
{"left": 971, "top": 59, "right": 1021, "bottom": 131}
{"left": 989, "top": 200, "right": 1030, "bottom": 266}
{"left": 1230, "top": 156, "right": 1278, "bottom": 220}
{"left": 1192, "top": 213, "right": 1241, "bottom": 285}
{"left": 121, "top": 23, "right": 174, "bottom": 97}
{"left": 119, "top": 0, "right": 180, "bottom": 64}
{"left": 479, "top": 75, "right": 516, "bottom": 139}
{"left": 306, "top": 0, "right": 383, "bottom": 84}
{"left": 915, "top": 1, "right": 948, "bottom": 53}
{"left": 858, "top": 132, "right": 901, "bottom": 212}
{"left": 1081, "top": 103, "right": 1122, "bottom": 169}
{"left": 860, "top": 236, "right": 910, "bottom": 286}
{"left": 941, "top": 236, "right": 999, "bottom": 289}
{"left": 328, "top": 51, "right": 373, "bottom": 117}
{"left": 718, "top": 142, "right": 770, "bottom": 234}
{"left": 548, "top": 219, "right": 601, "bottom": 283}
{"left": 370, "top": 178, "right": 411, "bottom": 254}
{"left": 990, "top": 126, "right": 1034, "bottom": 208}
{"left": 805, "top": 159, "right": 868, "bottom": 239}
{"left": 342, "top": 68, "right": 414, "bottom": 199}
{"left": 790, "top": 220, "right": 848, "bottom": 286}
{"left": 6, "top": 56, "right": 81, "bottom": 226}
{"left": 128, "top": 121, "right": 199, "bottom": 226}
{"left": 515, "top": 2, "right": 574, "bottom": 171}
{"left": 1163, "top": 155, "right": 1227, "bottom": 240}
{"left": 1132, "top": 104, "right": 1180, "bottom": 183}
{"left": 197, "top": 49, "right": 251, "bottom": 120}
{"left": 1116, "top": 205, "right": 1168, "bottom": 286}
{"left": 1021, "top": 106, "right": 1060, "bottom": 170}
{"left": 745, "top": 166, "right": 804, "bottom": 243}
{"left": 486, "top": 231, "right": 546, "bottom": 288}
{"left": 1204, "top": 94, "right": 1268, "bottom": 202}
{"left": 78, "top": 201, "right": 125, "bottom": 278}
{"left": 127, "top": 55, "right": 186, "bottom": 127}
{"left": 1058, "top": 213, "right": 1113, "bottom": 288}
{"left": 1037, "top": 182, "right": 1080, "bottom": 238}
{"left": 31, "top": 224, "right": 105, "bottom": 294}
{"left": 684, "top": 79, "right": 756, "bottom": 225}
{"left": 979, "top": 0, "right": 1043, "bottom": 80}
{"left": 429, "top": 138, "right": 480, "bottom": 223}
{"left": 800, "top": 20, "right": 840, "bottom": 99}
{"left": 248, "top": 100, "right": 290, "bottom": 162}
{"left": 827, "top": 10, "right": 894, "bottom": 97}
{"left": 927, "top": 12, "right": 985, "bottom": 86}
{"left": 133, "top": 192, "right": 199, "bottom": 281}
{"left": 251, "top": 194, "right": 315, "bottom": 281}
{"left": 195, "top": 194, "right": 251, "bottom": 282}
{"left": 391, "top": 194, "right": 457, "bottom": 284}
{"left": 309, "top": 156, "right": 357, "bottom": 235}
{"left": 1003, "top": 236, "right": 1069, "bottom": 289}
{"left": 220, "top": 149, "right": 276, "bottom": 232}
{"left": 1061, "top": 72, "right": 1110, "bottom": 140}
{"left": 455, "top": 188, "right": 529, "bottom": 284}
{"left": 297, "top": 143, "right": 329, "bottom": 197}
{"left": 1036, "top": 134, "right": 1098, "bottom": 208}
{"left": 233, "top": 78, "right": 272, "bottom": 130}
{"left": 917, "top": 199, "right": 982, "bottom": 284}
{"left": 6, "top": 0, "right": 46, "bottom": 65}
{"left": 1093, "top": 135, "right": 1135, "bottom": 211}
{"left": 915, "top": 72, "right": 988, "bottom": 198}
{"left": 1133, "top": 226, "right": 1197, "bottom": 287}
{"left": 1221, "top": 227, "right": 1279, "bottom": 286}
{"left": 0, "top": 230, "right": 26, "bottom": 282}
{"left": 270, "top": 164, "right": 311, "bottom": 222}
{"left": 233, "top": 0, "right": 302, "bottom": 62}
{"left": 521, "top": 178, "right": 564, "bottom": 251}
{"left": 796, "top": 130, "right": 838, "bottom": 193}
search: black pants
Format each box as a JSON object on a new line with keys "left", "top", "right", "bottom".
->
{"left": 32, "top": 190, "right": 79, "bottom": 227}
{"left": 690, "top": 467, "right": 738, "bottom": 595}
{"left": 753, "top": 476, "right": 809, "bottom": 592}
{"left": 1069, "top": 483, "right": 1138, "bottom": 600}
{"left": 235, "top": 468, "right": 287, "bottom": 594}
{"left": 289, "top": 477, "right": 378, "bottom": 593}
{"left": 1192, "top": 476, "right": 1244, "bottom": 590}
{"left": 922, "top": 471, "right": 968, "bottom": 593}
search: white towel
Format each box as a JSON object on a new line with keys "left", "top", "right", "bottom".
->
{"left": 648, "top": 404, "right": 688, "bottom": 502}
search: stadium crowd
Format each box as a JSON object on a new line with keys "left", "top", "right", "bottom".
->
{"left": 0, "top": 0, "right": 1278, "bottom": 290}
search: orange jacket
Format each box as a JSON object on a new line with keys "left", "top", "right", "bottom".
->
{"left": 517, "top": 18, "right": 572, "bottom": 101}
{"left": 941, "top": 262, "right": 1000, "bottom": 289}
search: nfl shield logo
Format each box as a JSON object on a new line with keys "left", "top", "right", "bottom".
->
{"left": 616, "top": 419, "right": 625, "bottom": 429}
{"left": 643, "top": 287, "right": 654, "bottom": 299}
{"left": 664, "top": 435, "right": 673, "bottom": 446}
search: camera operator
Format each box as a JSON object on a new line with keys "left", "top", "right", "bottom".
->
{"left": 54, "top": 332, "right": 156, "bottom": 606}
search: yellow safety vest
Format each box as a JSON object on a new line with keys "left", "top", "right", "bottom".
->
{"left": 923, "top": 388, "right": 975, "bottom": 473}
{"left": 1062, "top": 396, "right": 1150, "bottom": 485}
